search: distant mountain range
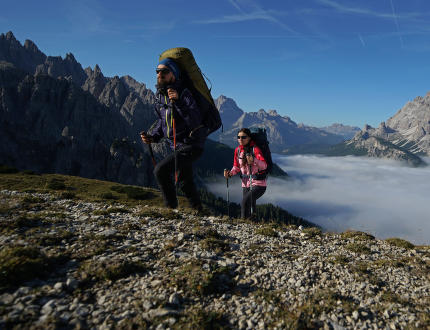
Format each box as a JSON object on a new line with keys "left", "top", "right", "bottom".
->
{"left": 213, "top": 95, "right": 347, "bottom": 153}
{"left": 211, "top": 84, "right": 430, "bottom": 166}
{"left": 318, "top": 123, "right": 360, "bottom": 140}
{"left": 2, "top": 30, "right": 427, "bottom": 172}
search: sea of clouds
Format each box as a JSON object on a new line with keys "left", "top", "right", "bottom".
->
{"left": 207, "top": 155, "right": 430, "bottom": 245}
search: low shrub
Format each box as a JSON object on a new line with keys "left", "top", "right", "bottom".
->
{"left": 0, "top": 247, "right": 53, "bottom": 289}
{"left": 47, "top": 178, "right": 66, "bottom": 190}
{"left": 0, "top": 164, "right": 19, "bottom": 174}
{"left": 385, "top": 238, "right": 415, "bottom": 250}
{"left": 110, "top": 185, "right": 153, "bottom": 200}
{"left": 79, "top": 259, "right": 147, "bottom": 282}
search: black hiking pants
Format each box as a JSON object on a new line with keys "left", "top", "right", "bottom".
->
{"left": 154, "top": 145, "right": 203, "bottom": 209}
{"left": 242, "top": 185, "right": 266, "bottom": 219}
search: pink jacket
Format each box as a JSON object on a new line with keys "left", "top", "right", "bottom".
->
{"left": 229, "top": 141, "right": 267, "bottom": 188}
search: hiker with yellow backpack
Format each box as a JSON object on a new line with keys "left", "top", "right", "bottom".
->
{"left": 141, "top": 48, "right": 221, "bottom": 213}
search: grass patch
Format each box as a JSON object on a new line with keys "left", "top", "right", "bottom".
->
{"left": 200, "top": 237, "right": 230, "bottom": 254}
{"left": 110, "top": 185, "right": 154, "bottom": 200}
{"left": 0, "top": 246, "right": 59, "bottom": 290}
{"left": 93, "top": 207, "right": 131, "bottom": 215}
{"left": 22, "top": 196, "right": 45, "bottom": 204}
{"left": 79, "top": 259, "right": 147, "bottom": 282}
{"left": 258, "top": 288, "right": 357, "bottom": 328}
{"left": 37, "top": 230, "right": 75, "bottom": 246}
{"left": 192, "top": 226, "right": 222, "bottom": 240}
{"left": 302, "top": 227, "right": 322, "bottom": 238}
{"left": 73, "top": 234, "right": 114, "bottom": 258}
{"left": 0, "top": 173, "right": 163, "bottom": 208}
{"left": 0, "top": 202, "right": 13, "bottom": 215}
{"left": 351, "top": 261, "right": 371, "bottom": 276}
{"left": 373, "top": 259, "right": 404, "bottom": 268}
{"left": 385, "top": 238, "right": 415, "bottom": 250}
{"left": 341, "top": 230, "right": 375, "bottom": 241}
{"left": 59, "top": 191, "right": 76, "bottom": 199}
{"left": 329, "top": 255, "right": 350, "bottom": 265}
{"left": 175, "top": 308, "right": 227, "bottom": 329}
{"left": 139, "top": 208, "right": 182, "bottom": 221}
{"left": 46, "top": 178, "right": 67, "bottom": 190}
{"left": 345, "top": 243, "right": 371, "bottom": 254}
{"left": 99, "top": 192, "right": 119, "bottom": 200}
{"left": 255, "top": 225, "right": 278, "bottom": 237}
{"left": 170, "top": 260, "right": 235, "bottom": 296}
{"left": 0, "top": 164, "right": 19, "bottom": 174}
{"left": 0, "top": 215, "right": 43, "bottom": 231}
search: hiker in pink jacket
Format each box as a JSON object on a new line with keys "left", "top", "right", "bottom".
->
{"left": 224, "top": 128, "right": 267, "bottom": 219}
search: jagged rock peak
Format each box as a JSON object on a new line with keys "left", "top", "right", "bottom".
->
{"left": 363, "top": 124, "right": 372, "bottom": 131}
{"left": 215, "top": 95, "right": 242, "bottom": 113}
{"left": 4, "top": 31, "right": 17, "bottom": 41}
{"left": 268, "top": 110, "right": 278, "bottom": 116}
{"left": 24, "top": 39, "right": 41, "bottom": 53}
{"left": 121, "top": 75, "right": 147, "bottom": 90}
{"left": 65, "top": 53, "right": 77, "bottom": 62}
{"left": 94, "top": 64, "right": 102, "bottom": 74}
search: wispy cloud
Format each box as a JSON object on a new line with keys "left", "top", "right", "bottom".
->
{"left": 358, "top": 33, "right": 366, "bottom": 47}
{"left": 389, "top": 0, "right": 404, "bottom": 48}
{"left": 194, "top": 0, "right": 298, "bottom": 34}
{"left": 317, "top": 0, "right": 426, "bottom": 20}
{"left": 64, "top": 1, "right": 118, "bottom": 35}
{"left": 207, "top": 155, "right": 430, "bottom": 245}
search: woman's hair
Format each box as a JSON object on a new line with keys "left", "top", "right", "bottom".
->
{"left": 238, "top": 128, "right": 251, "bottom": 137}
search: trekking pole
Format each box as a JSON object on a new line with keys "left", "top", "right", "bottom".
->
{"left": 148, "top": 144, "right": 156, "bottom": 167}
{"left": 247, "top": 153, "right": 254, "bottom": 217}
{"left": 224, "top": 169, "right": 230, "bottom": 218}
{"left": 170, "top": 97, "right": 178, "bottom": 196}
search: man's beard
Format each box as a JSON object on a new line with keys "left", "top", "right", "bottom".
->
{"left": 157, "top": 76, "right": 173, "bottom": 89}
{"left": 156, "top": 77, "right": 180, "bottom": 94}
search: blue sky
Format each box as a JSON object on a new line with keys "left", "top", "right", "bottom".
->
{"left": 2, "top": 0, "right": 430, "bottom": 128}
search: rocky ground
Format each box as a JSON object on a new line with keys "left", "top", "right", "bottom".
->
{"left": 1, "top": 189, "right": 430, "bottom": 329}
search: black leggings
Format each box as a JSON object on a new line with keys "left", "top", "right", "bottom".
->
{"left": 242, "top": 185, "right": 266, "bottom": 219}
{"left": 154, "top": 145, "right": 203, "bottom": 209}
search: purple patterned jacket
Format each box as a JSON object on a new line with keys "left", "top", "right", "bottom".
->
{"left": 148, "top": 85, "right": 206, "bottom": 150}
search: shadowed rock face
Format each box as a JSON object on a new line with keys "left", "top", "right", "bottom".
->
{"left": 0, "top": 32, "right": 162, "bottom": 186}
{"left": 0, "top": 31, "right": 157, "bottom": 136}
{"left": 0, "top": 62, "right": 157, "bottom": 186}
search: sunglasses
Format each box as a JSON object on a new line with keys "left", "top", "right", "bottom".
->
{"left": 156, "top": 68, "right": 171, "bottom": 75}
{"left": 237, "top": 135, "right": 249, "bottom": 140}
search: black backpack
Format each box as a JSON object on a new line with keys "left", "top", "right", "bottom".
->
{"left": 237, "top": 127, "right": 273, "bottom": 179}
{"left": 159, "top": 47, "right": 222, "bottom": 136}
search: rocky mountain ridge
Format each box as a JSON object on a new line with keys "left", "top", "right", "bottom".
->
{"left": 0, "top": 60, "right": 156, "bottom": 186}
{"left": 0, "top": 31, "right": 156, "bottom": 136}
{"left": 214, "top": 95, "right": 344, "bottom": 153}
{"left": 343, "top": 93, "right": 430, "bottom": 165}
